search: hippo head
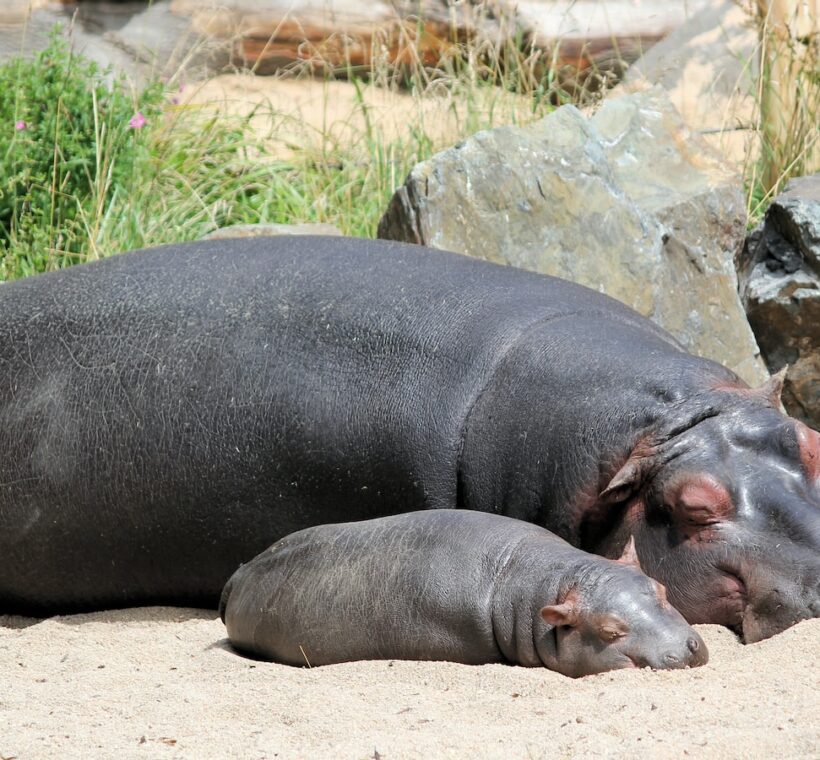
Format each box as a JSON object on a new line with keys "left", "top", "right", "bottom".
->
{"left": 596, "top": 372, "right": 820, "bottom": 643}
{"left": 538, "top": 538, "right": 708, "bottom": 678}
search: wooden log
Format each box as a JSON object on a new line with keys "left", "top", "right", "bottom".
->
{"left": 168, "top": 0, "right": 713, "bottom": 76}
{"left": 168, "top": 0, "right": 478, "bottom": 71}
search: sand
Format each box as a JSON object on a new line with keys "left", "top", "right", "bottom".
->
{"left": 1, "top": 609, "right": 817, "bottom": 759}
{"left": 181, "top": 74, "right": 535, "bottom": 160}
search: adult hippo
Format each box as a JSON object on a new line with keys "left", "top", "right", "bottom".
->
{"left": 0, "top": 236, "right": 817, "bottom": 642}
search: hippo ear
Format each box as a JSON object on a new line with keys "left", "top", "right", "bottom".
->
{"left": 615, "top": 535, "right": 642, "bottom": 570}
{"left": 540, "top": 602, "right": 579, "bottom": 628}
{"left": 540, "top": 588, "right": 581, "bottom": 628}
{"left": 599, "top": 458, "right": 643, "bottom": 504}
{"left": 755, "top": 367, "right": 787, "bottom": 407}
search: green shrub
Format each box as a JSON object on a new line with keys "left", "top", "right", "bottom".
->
{"left": 0, "top": 24, "right": 561, "bottom": 276}
{"left": 0, "top": 31, "right": 162, "bottom": 279}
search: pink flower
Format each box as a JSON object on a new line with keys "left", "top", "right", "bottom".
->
{"left": 14, "top": 120, "right": 26, "bottom": 131}
{"left": 129, "top": 112, "right": 147, "bottom": 129}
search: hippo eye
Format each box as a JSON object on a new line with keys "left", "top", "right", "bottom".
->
{"left": 599, "top": 625, "right": 627, "bottom": 642}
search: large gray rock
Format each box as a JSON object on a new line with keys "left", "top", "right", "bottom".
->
{"left": 0, "top": 2, "right": 224, "bottom": 85}
{"left": 105, "top": 0, "right": 229, "bottom": 82}
{"left": 0, "top": 7, "right": 139, "bottom": 80}
{"left": 379, "top": 88, "right": 768, "bottom": 385}
{"left": 740, "top": 175, "right": 820, "bottom": 427}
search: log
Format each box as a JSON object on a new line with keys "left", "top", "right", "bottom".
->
{"left": 168, "top": 0, "right": 713, "bottom": 76}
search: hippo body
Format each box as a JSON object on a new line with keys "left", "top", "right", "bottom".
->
{"left": 0, "top": 236, "right": 817, "bottom": 640}
{"left": 220, "top": 510, "right": 707, "bottom": 677}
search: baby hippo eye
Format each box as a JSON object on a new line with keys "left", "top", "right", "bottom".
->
{"left": 599, "top": 624, "right": 628, "bottom": 642}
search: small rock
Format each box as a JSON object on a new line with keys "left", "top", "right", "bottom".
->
{"left": 202, "top": 223, "right": 344, "bottom": 241}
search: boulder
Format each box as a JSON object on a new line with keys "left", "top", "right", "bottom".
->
{"left": 104, "top": 0, "right": 229, "bottom": 83}
{"left": 168, "top": 0, "right": 495, "bottom": 73}
{"left": 0, "top": 7, "right": 139, "bottom": 79}
{"left": 203, "top": 222, "right": 343, "bottom": 240}
{"left": 514, "top": 0, "right": 712, "bottom": 86}
{"left": 167, "top": 0, "right": 710, "bottom": 80}
{"left": 740, "top": 175, "right": 820, "bottom": 427}
{"left": 379, "top": 87, "right": 768, "bottom": 385}
{"left": 616, "top": 1, "right": 759, "bottom": 169}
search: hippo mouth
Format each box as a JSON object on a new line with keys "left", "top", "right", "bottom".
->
{"left": 621, "top": 654, "right": 639, "bottom": 669}
{"left": 716, "top": 565, "right": 747, "bottom": 635}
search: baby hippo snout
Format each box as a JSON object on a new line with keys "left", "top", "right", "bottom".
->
{"left": 661, "top": 635, "right": 708, "bottom": 668}
{"left": 625, "top": 613, "right": 709, "bottom": 672}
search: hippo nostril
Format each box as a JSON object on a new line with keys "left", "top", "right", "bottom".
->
{"left": 687, "top": 637, "right": 700, "bottom": 654}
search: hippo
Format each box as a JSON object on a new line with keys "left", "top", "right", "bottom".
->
{"left": 0, "top": 236, "right": 817, "bottom": 642}
{"left": 220, "top": 510, "right": 708, "bottom": 676}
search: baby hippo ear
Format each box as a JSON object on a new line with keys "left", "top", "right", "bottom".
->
{"left": 540, "top": 589, "right": 581, "bottom": 627}
{"left": 616, "top": 535, "right": 642, "bottom": 570}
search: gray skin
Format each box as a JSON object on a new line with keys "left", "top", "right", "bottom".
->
{"left": 0, "top": 236, "right": 816, "bottom": 642}
{"left": 220, "top": 510, "right": 708, "bottom": 677}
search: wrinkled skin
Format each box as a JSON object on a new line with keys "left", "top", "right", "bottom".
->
{"left": 221, "top": 511, "right": 708, "bottom": 677}
{"left": 0, "top": 236, "right": 816, "bottom": 643}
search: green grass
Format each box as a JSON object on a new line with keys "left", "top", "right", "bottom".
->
{"left": 743, "top": 2, "right": 819, "bottom": 225}
{"left": 0, "top": 27, "right": 565, "bottom": 280}
{"left": 1, "top": 12, "right": 815, "bottom": 279}
{"left": 0, "top": 31, "right": 164, "bottom": 278}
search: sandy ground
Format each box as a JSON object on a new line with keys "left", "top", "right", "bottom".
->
{"left": 182, "top": 74, "right": 535, "bottom": 160}
{"left": 1, "top": 608, "right": 817, "bottom": 759}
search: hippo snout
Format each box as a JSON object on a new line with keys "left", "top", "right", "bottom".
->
{"left": 687, "top": 635, "right": 704, "bottom": 658}
{"left": 632, "top": 629, "right": 708, "bottom": 671}
{"left": 661, "top": 636, "right": 708, "bottom": 668}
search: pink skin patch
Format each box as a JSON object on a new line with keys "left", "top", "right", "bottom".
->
{"left": 684, "top": 571, "right": 746, "bottom": 627}
{"left": 796, "top": 421, "right": 820, "bottom": 483}
{"left": 652, "top": 580, "right": 670, "bottom": 608}
{"left": 661, "top": 474, "right": 746, "bottom": 626}
{"left": 666, "top": 474, "right": 734, "bottom": 542}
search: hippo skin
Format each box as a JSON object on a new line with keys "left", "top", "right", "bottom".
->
{"left": 0, "top": 236, "right": 818, "bottom": 642}
{"left": 220, "top": 510, "right": 708, "bottom": 677}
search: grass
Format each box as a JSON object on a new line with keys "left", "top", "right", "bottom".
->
{"left": 0, "top": 21, "right": 571, "bottom": 280}
{"left": 739, "top": 0, "right": 819, "bottom": 224}
{"left": 0, "top": 5, "right": 816, "bottom": 278}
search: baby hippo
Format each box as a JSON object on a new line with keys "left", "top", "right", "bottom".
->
{"left": 220, "top": 510, "right": 708, "bottom": 677}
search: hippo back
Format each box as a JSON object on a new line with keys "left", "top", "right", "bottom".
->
{"left": 0, "top": 236, "right": 695, "bottom": 612}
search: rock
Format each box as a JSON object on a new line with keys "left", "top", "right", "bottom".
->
{"left": 0, "top": 1, "right": 27, "bottom": 26}
{"left": 202, "top": 223, "right": 343, "bottom": 240}
{"left": 167, "top": 0, "right": 710, "bottom": 80}
{"left": 169, "top": 0, "right": 497, "bottom": 73}
{"left": 513, "top": 0, "right": 712, "bottom": 86}
{"left": 616, "top": 1, "right": 759, "bottom": 169}
{"left": 104, "top": 0, "right": 229, "bottom": 83}
{"left": 0, "top": 7, "right": 140, "bottom": 79}
{"left": 740, "top": 174, "right": 820, "bottom": 427}
{"left": 379, "top": 87, "right": 768, "bottom": 385}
